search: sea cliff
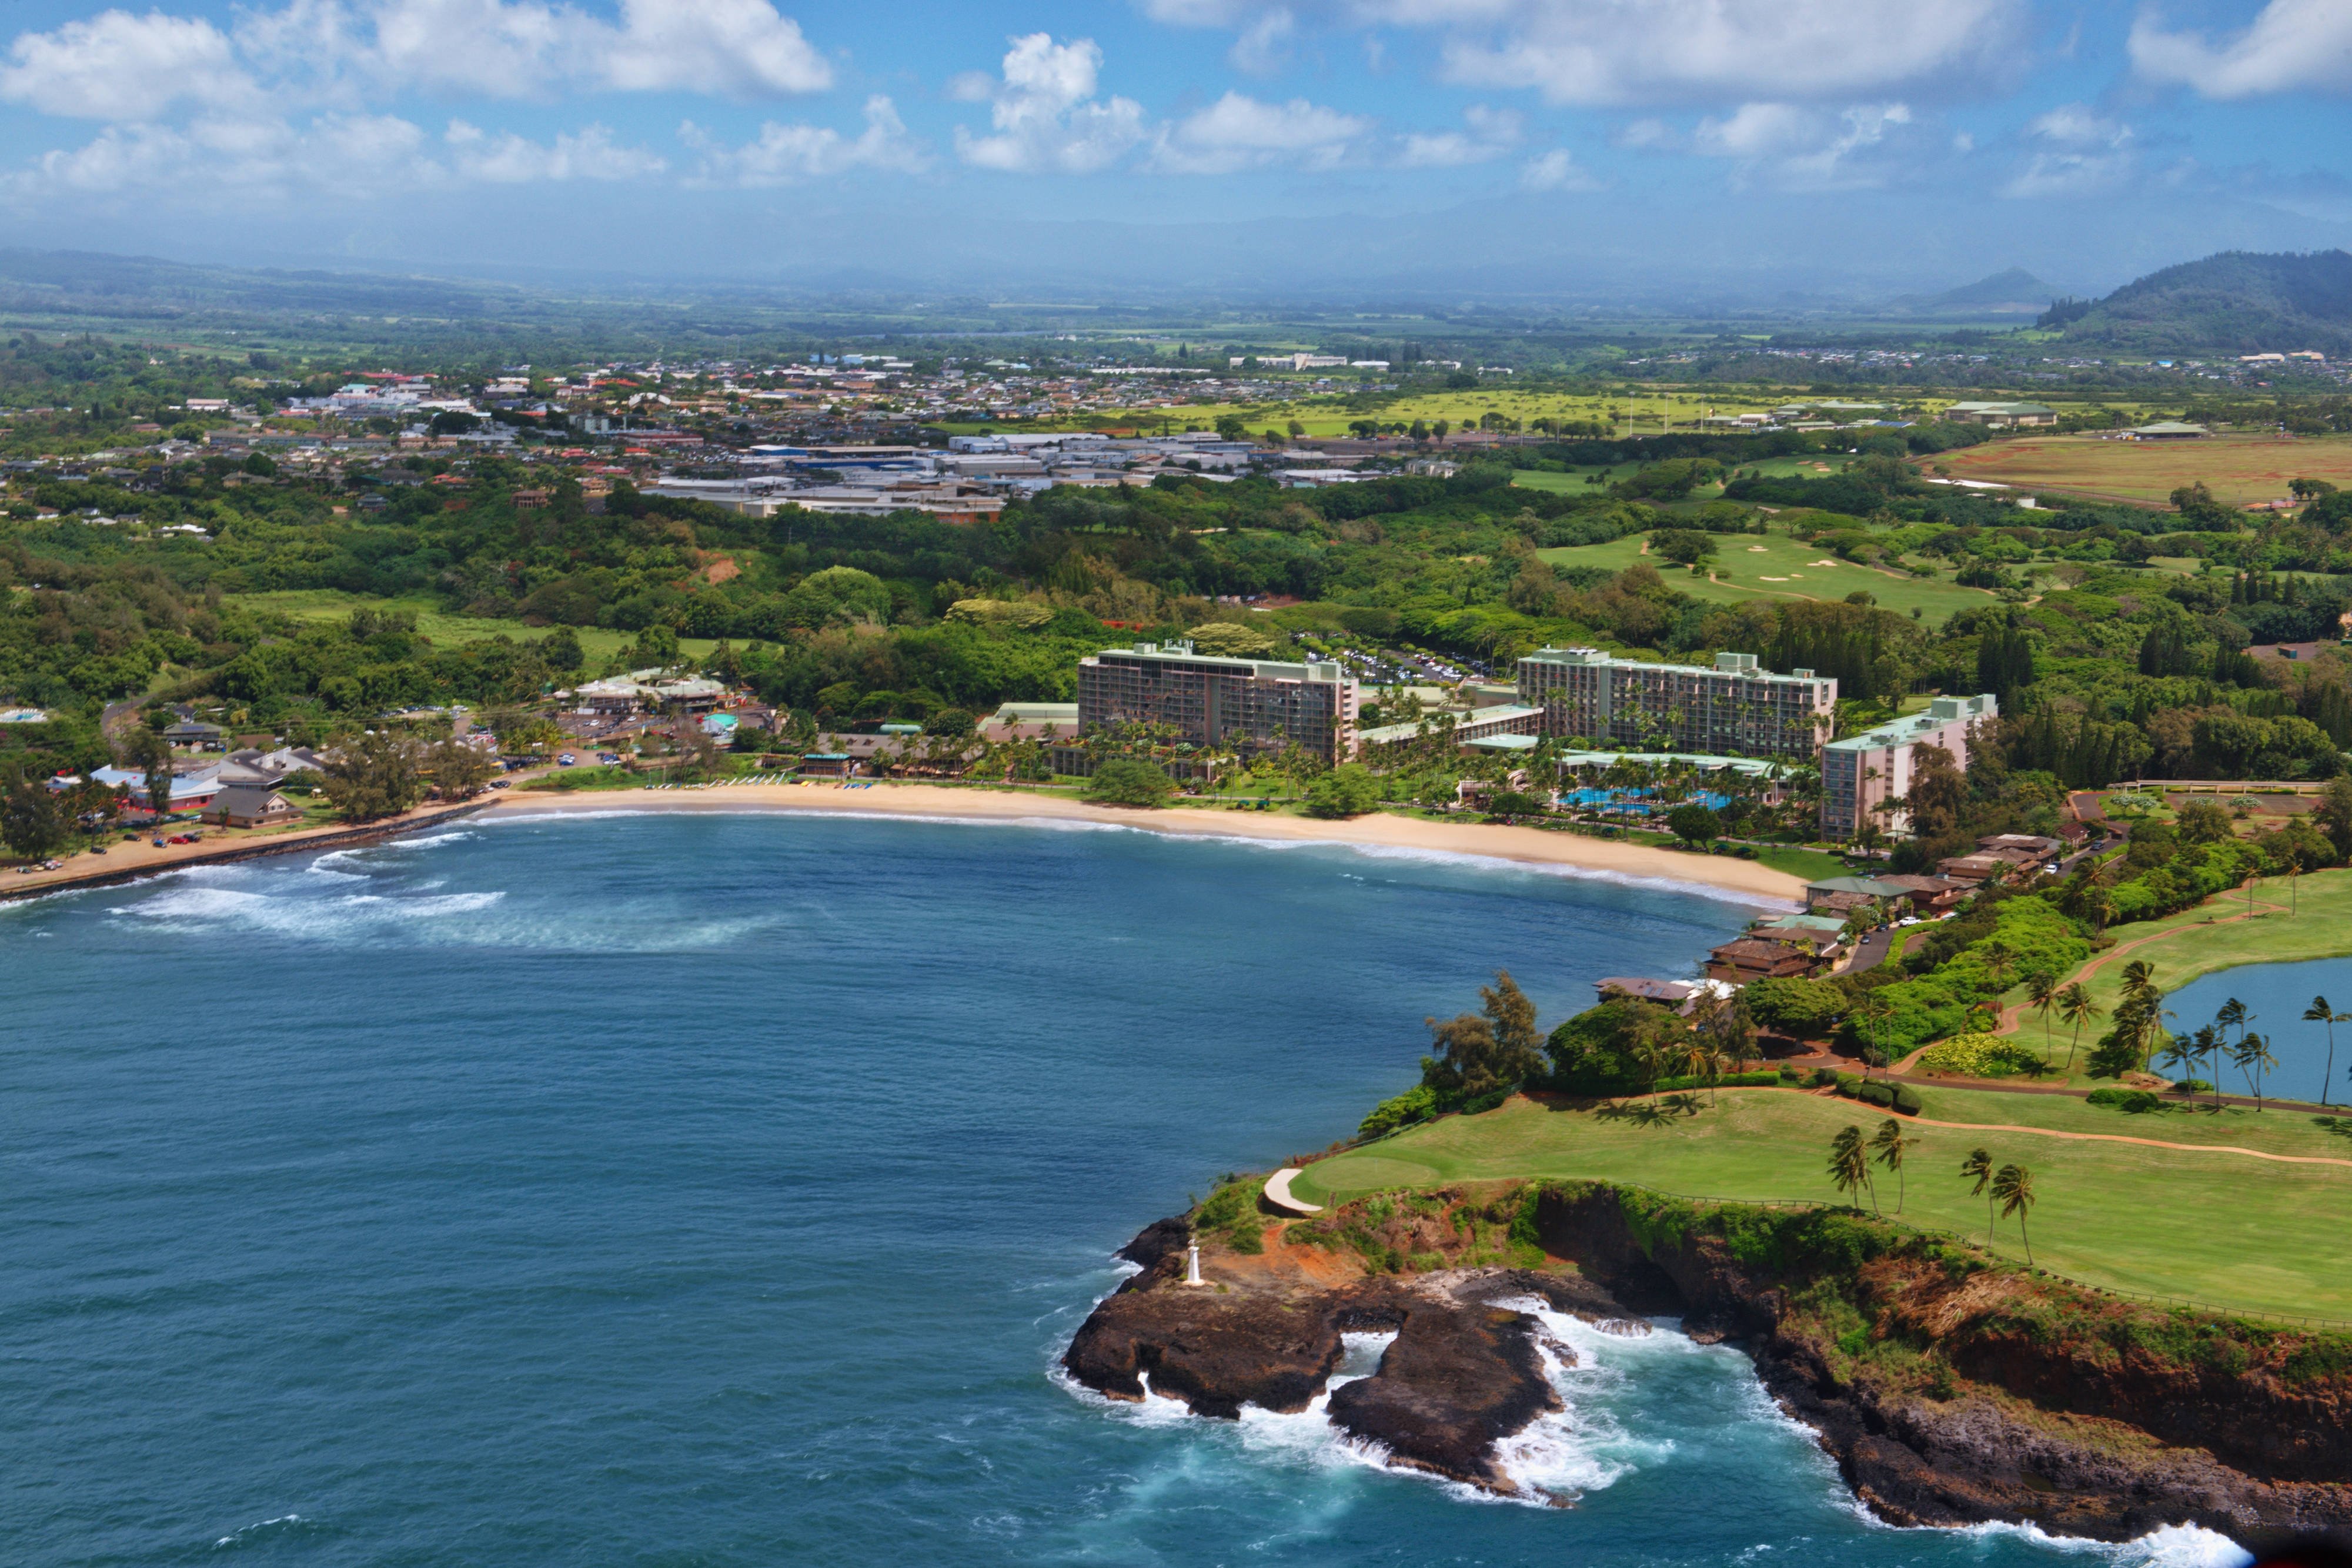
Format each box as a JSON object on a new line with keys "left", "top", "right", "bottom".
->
{"left": 1063, "top": 1182, "right": 2352, "bottom": 1544}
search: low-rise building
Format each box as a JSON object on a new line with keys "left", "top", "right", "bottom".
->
{"left": 1358, "top": 705, "right": 1543, "bottom": 753}
{"left": 1706, "top": 937, "right": 1821, "bottom": 982}
{"left": 1819, "top": 695, "right": 1999, "bottom": 839}
{"left": 203, "top": 785, "right": 300, "bottom": 828}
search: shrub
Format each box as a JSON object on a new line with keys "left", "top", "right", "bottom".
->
{"left": 1810, "top": 1067, "right": 1840, "bottom": 1088}
{"left": 2087, "top": 1086, "right": 2170, "bottom": 1114}
{"left": 1358, "top": 1085, "right": 1437, "bottom": 1139}
{"left": 1916, "top": 1032, "right": 2045, "bottom": 1078}
{"left": 1305, "top": 764, "right": 1384, "bottom": 818}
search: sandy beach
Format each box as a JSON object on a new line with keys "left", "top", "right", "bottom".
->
{"left": 484, "top": 781, "right": 1808, "bottom": 904}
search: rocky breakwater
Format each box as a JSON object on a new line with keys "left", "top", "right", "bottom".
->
{"left": 1062, "top": 1199, "right": 1646, "bottom": 1497}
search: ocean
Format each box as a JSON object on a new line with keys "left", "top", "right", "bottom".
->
{"left": 0, "top": 812, "right": 2249, "bottom": 1567}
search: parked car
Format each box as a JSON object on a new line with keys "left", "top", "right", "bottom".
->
{"left": 557, "top": 753, "right": 576, "bottom": 767}
{"left": 489, "top": 780, "right": 510, "bottom": 790}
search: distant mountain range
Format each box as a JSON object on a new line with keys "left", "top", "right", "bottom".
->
{"left": 2052, "top": 249, "right": 2352, "bottom": 355}
{"left": 1888, "top": 267, "right": 2056, "bottom": 316}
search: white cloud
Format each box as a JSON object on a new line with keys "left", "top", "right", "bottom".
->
{"left": 4, "top": 108, "right": 669, "bottom": 199}
{"left": 444, "top": 119, "right": 666, "bottom": 180}
{"left": 2, "top": 0, "right": 833, "bottom": 121}
{"left": 1150, "top": 90, "right": 1369, "bottom": 173}
{"left": 1228, "top": 8, "right": 1296, "bottom": 74}
{"left": 2003, "top": 102, "right": 2136, "bottom": 198}
{"left": 1396, "top": 102, "right": 1519, "bottom": 166}
{"left": 0, "top": 10, "right": 256, "bottom": 119}
{"left": 2130, "top": 0, "right": 2352, "bottom": 99}
{"left": 956, "top": 34, "right": 1148, "bottom": 173}
{"left": 684, "top": 96, "right": 928, "bottom": 185}
{"left": 1675, "top": 100, "right": 1920, "bottom": 190}
{"left": 1518, "top": 148, "right": 1599, "bottom": 190}
{"left": 1144, "top": 1, "right": 2027, "bottom": 106}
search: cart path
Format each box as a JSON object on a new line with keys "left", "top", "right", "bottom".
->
{"left": 1904, "top": 1112, "right": 2352, "bottom": 1168}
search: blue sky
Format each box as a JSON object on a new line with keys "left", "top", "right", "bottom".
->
{"left": 0, "top": 1, "right": 2346, "bottom": 299}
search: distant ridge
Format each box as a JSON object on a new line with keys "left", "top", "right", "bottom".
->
{"left": 2053, "top": 249, "right": 2352, "bottom": 354}
{"left": 1893, "top": 266, "right": 2052, "bottom": 315}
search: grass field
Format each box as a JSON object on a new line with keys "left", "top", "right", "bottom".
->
{"left": 1290, "top": 1085, "right": 2352, "bottom": 1319}
{"left": 226, "top": 590, "right": 720, "bottom": 664}
{"left": 1935, "top": 432, "right": 2352, "bottom": 509}
{"left": 1534, "top": 530, "right": 2002, "bottom": 624}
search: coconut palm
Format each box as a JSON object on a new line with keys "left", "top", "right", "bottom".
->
{"left": 1991, "top": 1163, "right": 2037, "bottom": 1263}
{"left": 2028, "top": 972, "right": 2061, "bottom": 1057}
{"left": 2231, "top": 1031, "right": 2279, "bottom": 1111}
{"left": 1870, "top": 1118, "right": 1917, "bottom": 1213}
{"left": 2118, "top": 959, "right": 2157, "bottom": 1009}
{"left": 1829, "top": 1124, "right": 1876, "bottom": 1215}
{"left": 1960, "top": 1146, "right": 1995, "bottom": 1243}
{"left": 2306, "top": 996, "right": 2346, "bottom": 1109}
{"left": 2054, "top": 984, "right": 2101, "bottom": 1071}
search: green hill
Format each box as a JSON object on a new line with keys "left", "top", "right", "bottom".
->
{"left": 2056, "top": 248, "right": 2352, "bottom": 355}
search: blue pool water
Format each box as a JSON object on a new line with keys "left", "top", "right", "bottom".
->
{"left": 0, "top": 813, "right": 2250, "bottom": 1566}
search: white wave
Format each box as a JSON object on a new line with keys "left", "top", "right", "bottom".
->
{"left": 375, "top": 830, "right": 473, "bottom": 850}
{"left": 1889, "top": 1516, "right": 2251, "bottom": 1565}
{"left": 214, "top": 1512, "right": 302, "bottom": 1547}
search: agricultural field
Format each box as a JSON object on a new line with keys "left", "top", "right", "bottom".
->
{"left": 1934, "top": 431, "right": 2352, "bottom": 509}
{"left": 1289, "top": 1085, "right": 2352, "bottom": 1318}
{"left": 1534, "top": 529, "right": 2005, "bottom": 624}
{"left": 224, "top": 590, "right": 720, "bottom": 664}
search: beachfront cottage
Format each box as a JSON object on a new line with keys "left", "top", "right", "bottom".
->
{"left": 1706, "top": 938, "right": 1820, "bottom": 982}
{"left": 203, "top": 785, "right": 299, "bottom": 828}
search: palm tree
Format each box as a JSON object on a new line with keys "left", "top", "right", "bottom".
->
{"left": 2054, "top": 984, "right": 2101, "bottom": 1071}
{"left": 1960, "top": 1146, "right": 1995, "bottom": 1243}
{"left": 1980, "top": 944, "right": 2016, "bottom": 1001}
{"left": 1853, "top": 992, "right": 1893, "bottom": 1076}
{"left": 1870, "top": 1118, "right": 1917, "bottom": 1213}
{"left": 2119, "top": 959, "right": 2157, "bottom": 1009}
{"left": 2029, "top": 973, "right": 2061, "bottom": 1058}
{"left": 2306, "top": 995, "right": 2346, "bottom": 1109}
{"left": 2231, "top": 1031, "right": 2279, "bottom": 1111}
{"left": 1829, "top": 1124, "right": 1876, "bottom": 1215}
{"left": 1991, "top": 1163, "right": 2037, "bottom": 1264}
{"left": 2157, "top": 1030, "right": 2203, "bottom": 1088}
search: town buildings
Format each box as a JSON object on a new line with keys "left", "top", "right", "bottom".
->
{"left": 1068, "top": 640, "right": 1358, "bottom": 768}
{"left": 1818, "top": 694, "right": 1999, "bottom": 838}
{"left": 1515, "top": 648, "right": 1837, "bottom": 759}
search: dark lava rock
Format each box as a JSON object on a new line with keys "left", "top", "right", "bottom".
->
{"left": 1325, "top": 1300, "right": 1565, "bottom": 1495}
{"left": 1064, "top": 1288, "right": 1343, "bottom": 1417}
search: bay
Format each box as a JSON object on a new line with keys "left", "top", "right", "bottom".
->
{"left": 0, "top": 813, "right": 2246, "bottom": 1566}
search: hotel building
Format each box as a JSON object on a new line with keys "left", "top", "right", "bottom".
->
{"left": 1068, "top": 641, "right": 1358, "bottom": 766}
{"left": 1819, "top": 694, "right": 2000, "bottom": 838}
{"left": 1515, "top": 648, "right": 1838, "bottom": 759}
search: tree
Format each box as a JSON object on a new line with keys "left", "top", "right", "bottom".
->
{"left": 2029, "top": 972, "right": 2061, "bottom": 1057}
{"left": 1304, "top": 764, "right": 1382, "bottom": 818}
{"left": 1870, "top": 1117, "right": 1917, "bottom": 1212}
{"left": 2307, "top": 995, "right": 2349, "bottom": 1109}
{"left": 1, "top": 767, "right": 68, "bottom": 861}
{"left": 1421, "top": 970, "right": 1545, "bottom": 1102}
{"left": 2315, "top": 775, "right": 2352, "bottom": 862}
{"left": 1960, "top": 1146, "right": 1995, "bottom": 1243}
{"left": 2230, "top": 1029, "right": 2278, "bottom": 1110}
{"left": 1828, "top": 1124, "right": 1876, "bottom": 1215}
{"left": 136, "top": 728, "right": 176, "bottom": 823}
{"left": 1991, "top": 1163, "right": 2037, "bottom": 1263}
{"left": 428, "top": 738, "right": 497, "bottom": 800}
{"left": 1084, "top": 758, "right": 1174, "bottom": 808}
{"left": 1666, "top": 803, "right": 1722, "bottom": 847}
{"left": 320, "top": 732, "right": 423, "bottom": 821}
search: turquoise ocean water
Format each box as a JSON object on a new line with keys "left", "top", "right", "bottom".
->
{"left": 0, "top": 812, "right": 2250, "bottom": 1566}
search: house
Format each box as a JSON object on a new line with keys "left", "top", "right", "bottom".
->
{"left": 1803, "top": 875, "right": 1903, "bottom": 915}
{"left": 203, "top": 785, "right": 300, "bottom": 828}
{"left": 1867, "top": 873, "right": 1972, "bottom": 915}
{"left": 798, "top": 753, "right": 854, "bottom": 777}
{"left": 1942, "top": 401, "right": 2059, "bottom": 427}
{"left": 1706, "top": 938, "right": 1821, "bottom": 981}
{"left": 1937, "top": 849, "right": 2043, "bottom": 883}
{"left": 163, "top": 720, "right": 226, "bottom": 751}
{"left": 1976, "top": 833, "right": 2065, "bottom": 867}
{"left": 1595, "top": 977, "right": 1698, "bottom": 1005}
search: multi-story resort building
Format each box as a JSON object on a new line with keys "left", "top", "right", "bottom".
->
{"left": 1819, "top": 694, "right": 2000, "bottom": 838}
{"left": 1514, "top": 648, "right": 1838, "bottom": 759}
{"left": 1067, "top": 641, "right": 1359, "bottom": 769}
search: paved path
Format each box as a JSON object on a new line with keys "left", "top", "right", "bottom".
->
{"left": 1842, "top": 927, "right": 1897, "bottom": 975}
{"left": 1904, "top": 1112, "right": 2352, "bottom": 1169}
{"left": 1262, "top": 1168, "right": 1324, "bottom": 1215}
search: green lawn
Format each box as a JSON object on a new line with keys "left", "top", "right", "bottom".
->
{"left": 1291, "top": 1086, "right": 2352, "bottom": 1319}
{"left": 1534, "top": 531, "right": 2000, "bottom": 626}
{"left": 225, "top": 590, "right": 720, "bottom": 664}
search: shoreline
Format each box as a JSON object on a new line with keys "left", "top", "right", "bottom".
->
{"left": 479, "top": 781, "right": 1808, "bottom": 905}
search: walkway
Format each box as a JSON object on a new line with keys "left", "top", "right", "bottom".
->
{"left": 1904, "top": 1112, "right": 2352, "bottom": 1169}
